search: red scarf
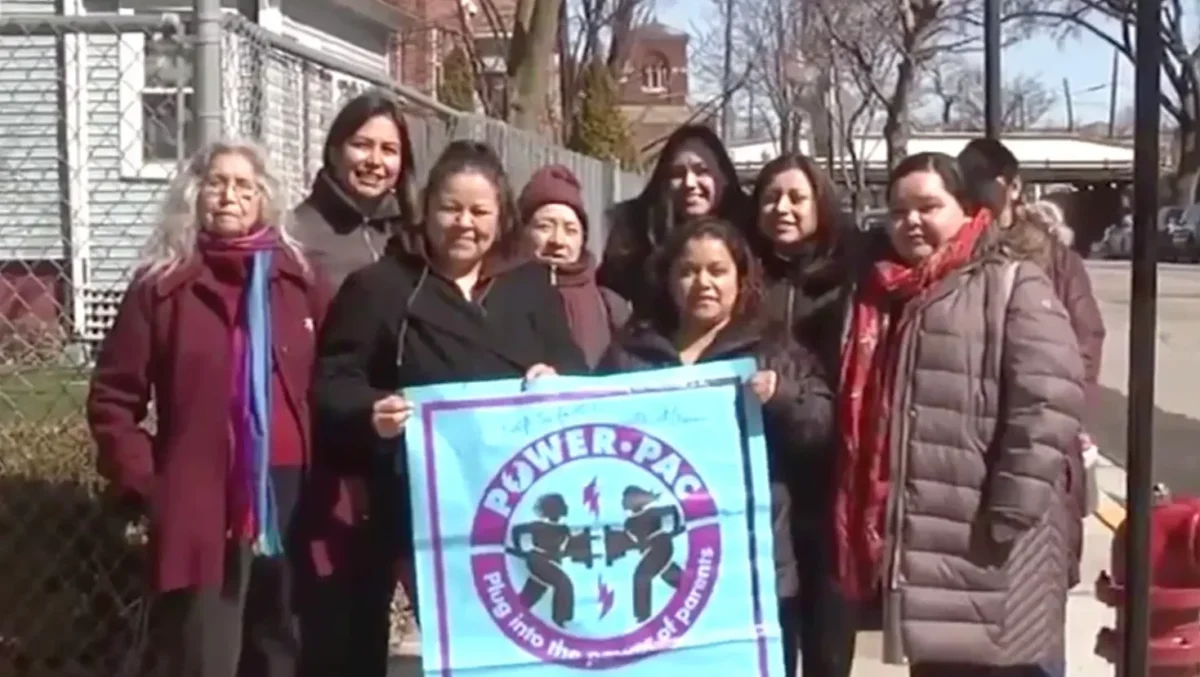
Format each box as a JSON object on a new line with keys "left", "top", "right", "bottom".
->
{"left": 833, "top": 210, "right": 991, "bottom": 600}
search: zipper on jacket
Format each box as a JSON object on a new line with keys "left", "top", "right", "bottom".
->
{"left": 550, "top": 264, "right": 558, "bottom": 287}
{"left": 361, "top": 219, "right": 381, "bottom": 262}
{"left": 881, "top": 305, "right": 920, "bottom": 666}
{"left": 785, "top": 285, "right": 795, "bottom": 329}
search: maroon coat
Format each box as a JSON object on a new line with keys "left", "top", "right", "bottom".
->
{"left": 86, "top": 251, "right": 329, "bottom": 592}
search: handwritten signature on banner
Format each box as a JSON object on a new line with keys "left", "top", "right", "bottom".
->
{"left": 499, "top": 400, "right": 710, "bottom": 438}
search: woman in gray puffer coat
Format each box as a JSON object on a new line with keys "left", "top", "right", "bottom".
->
{"left": 834, "top": 152, "right": 1084, "bottom": 677}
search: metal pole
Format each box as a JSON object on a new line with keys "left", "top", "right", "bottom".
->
{"left": 1123, "top": 0, "right": 1161, "bottom": 671}
{"left": 193, "top": 0, "right": 222, "bottom": 146}
{"left": 720, "top": 0, "right": 734, "bottom": 142}
{"left": 983, "top": 0, "right": 1001, "bottom": 138}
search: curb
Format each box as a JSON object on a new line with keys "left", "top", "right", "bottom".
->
{"left": 1095, "top": 491, "right": 1126, "bottom": 531}
{"left": 1090, "top": 450, "right": 1127, "bottom": 532}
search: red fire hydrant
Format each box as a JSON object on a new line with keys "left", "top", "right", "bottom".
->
{"left": 1096, "top": 491, "right": 1200, "bottom": 675}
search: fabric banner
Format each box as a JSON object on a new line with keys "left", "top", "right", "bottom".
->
{"left": 402, "top": 358, "right": 782, "bottom": 676}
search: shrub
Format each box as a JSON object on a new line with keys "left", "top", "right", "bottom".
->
{"left": 568, "top": 63, "right": 638, "bottom": 169}
{"left": 0, "top": 419, "right": 146, "bottom": 676}
{"left": 438, "top": 46, "right": 477, "bottom": 114}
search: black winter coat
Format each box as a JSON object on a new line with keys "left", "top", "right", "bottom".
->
{"left": 313, "top": 243, "right": 588, "bottom": 557}
{"left": 597, "top": 319, "right": 834, "bottom": 598}
{"left": 755, "top": 230, "right": 861, "bottom": 532}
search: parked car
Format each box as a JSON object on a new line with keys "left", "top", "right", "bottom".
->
{"left": 859, "top": 209, "right": 889, "bottom": 232}
{"left": 1093, "top": 217, "right": 1133, "bottom": 259}
{"left": 1168, "top": 205, "right": 1200, "bottom": 263}
{"left": 1093, "top": 209, "right": 1189, "bottom": 261}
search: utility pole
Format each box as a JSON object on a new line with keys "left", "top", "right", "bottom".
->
{"left": 1123, "top": 0, "right": 1162, "bottom": 673}
{"left": 720, "top": 0, "right": 735, "bottom": 142}
{"left": 983, "top": 0, "right": 1001, "bottom": 138}
{"left": 1108, "top": 48, "right": 1120, "bottom": 137}
{"left": 1063, "top": 78, "right": 1075, "bottom": 132}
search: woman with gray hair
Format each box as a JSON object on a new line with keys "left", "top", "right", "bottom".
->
{"left": 86, "top": 139, "right": 330, "bottom": 677}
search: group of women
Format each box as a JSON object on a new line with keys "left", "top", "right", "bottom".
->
{"left": 86, "top": 88, "right": 1097, "bottom": 677}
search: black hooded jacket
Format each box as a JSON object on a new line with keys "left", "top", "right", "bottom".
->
{"left": 598, "top": 125, "right": 748, "bottom": 314}
{"left": 597, "top": 317, "right": 834, "bottom": 598}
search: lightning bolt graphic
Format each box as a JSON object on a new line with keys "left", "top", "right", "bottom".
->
{"left": 582, "top": 477, "right": 600, "bottom": 518}
{"left": 597, "top": 577, "right": 615, "bottom": 619}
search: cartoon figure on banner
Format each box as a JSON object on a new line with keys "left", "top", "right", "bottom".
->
{"left": 508, "top": 493, "right": 588, "bottom": 626}
{"left": 469, "top": 423, "right": 724, "bottom": 670}
{"left": 607, "top": 486, "right": 686, "bottom": 622}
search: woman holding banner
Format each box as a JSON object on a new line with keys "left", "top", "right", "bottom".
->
{"left": 87, "top": 139, "right": 328, "bottom": 677}
{"left": 835, "top": 152, "right": 1083, "bottom": 677}
{"left": 312, "top": 140, "right": 587, "bottom": 658}
{"left": 597, "top": 216, "right": 834, "bottom": 677}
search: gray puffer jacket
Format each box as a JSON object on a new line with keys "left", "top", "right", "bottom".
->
{"left": 877, "top": 246, "right": 1085, "bottom": 667}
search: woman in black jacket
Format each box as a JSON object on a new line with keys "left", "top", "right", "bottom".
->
{"left": 747, "top": 153, "right": 859, "bottom": 677}
{"left": 289, "top": 88, "right": 420, "bottom": 677}
{"left": 312, "top": 140, "right": 587, "bottom": 674}
{"left": 598, "top": 216, "right": 833, "bottom": 676}
{"left": 599, "top": 124, "right": 750, "bottom": 315}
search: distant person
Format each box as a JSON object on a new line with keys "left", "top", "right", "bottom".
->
{"left": 518, "top": 164, "right": 629, "bottom": 368}
{"left": 599, "top": 124, "right": 750, "bottom": 315}
{"left": 958, "top": 138, "right": 1105, "bottom": 594}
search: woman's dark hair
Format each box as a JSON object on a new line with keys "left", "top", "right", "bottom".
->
{"left": 958, "top": 138, "right": 1020, "bottom": 185}
{"left": 643, "top": 215, "right": 763, "bottom": 331}
{"left": 748, "top": 152, "right": 844, "bottom": 254}
{"left": 625, "top": 125, "right": 750, "bottom": 244}
{"left": 322, "top": 88, "right": 418, "bottom": 224}
{"left": 398, "top": 140, "right": 521, "bottom": 262}
{"left": 887, "top": 151, "right": 1003, "bottom": 215}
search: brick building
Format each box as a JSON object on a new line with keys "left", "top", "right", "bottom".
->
{"left": 383, "top": 1, "right": 693, "bottom": 150}
{"left": 616, "top": 22, "right": 694, "bottom": 153}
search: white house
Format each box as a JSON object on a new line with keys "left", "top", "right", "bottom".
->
{"left": 0, "top": 0, "right": 409, "bottom": 347}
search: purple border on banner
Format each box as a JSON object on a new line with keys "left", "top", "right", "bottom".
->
{"left": 419, "top": 382, "right": 772, "bottom": 677}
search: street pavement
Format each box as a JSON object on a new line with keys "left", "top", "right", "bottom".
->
{"left": 1081, "top": 260, "right": 1200, "bottom": 495}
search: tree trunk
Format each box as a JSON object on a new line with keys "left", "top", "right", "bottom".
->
{"left": 883, "top": 57, "right": 915, "bottom": 170}
{"left": 507, "top": 0, "right": 564, "bottom": 131}
{"left": 1174, "top": 125, "right": 1200, "bottom": 205}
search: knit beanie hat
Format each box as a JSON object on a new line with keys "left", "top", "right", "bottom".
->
{"left": 518, "top": 164, "right": 588, "bottom": 234}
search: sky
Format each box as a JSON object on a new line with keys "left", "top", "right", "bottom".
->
{"left": 655, "top": 1, "right": 1140, "bottom": 129}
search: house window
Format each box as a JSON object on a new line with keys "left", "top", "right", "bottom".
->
{"left": 141, "top": 35, "right": 195, "bottom": 164}
{"left": 641, "top": 54, "right": 669, "bottom": 92}
{"left": 117, "top": 11, "right": 202, "bottom": 180}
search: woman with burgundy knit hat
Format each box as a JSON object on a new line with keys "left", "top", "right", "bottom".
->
{"left": 518, "top": 164, "right": 629, "bottom": 368}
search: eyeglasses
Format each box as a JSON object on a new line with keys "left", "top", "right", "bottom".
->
{"left": 200, "top": 176, "right": 259, "bottom": 199}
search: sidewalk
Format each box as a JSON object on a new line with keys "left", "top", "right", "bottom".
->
{"left": 850, "top": 514, "right": 1117, "bottom": 677}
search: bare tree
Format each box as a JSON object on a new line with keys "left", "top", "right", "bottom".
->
{"left": 828, "top": 49, "right": 886, "bottom": 210}
{"left": 1005, "top": 0, "right": 1200, "bottom": 201}
{"left": 924, "top": 57, "right": 1057, "bottom": 130}
{"left": 689, "top": 0, "right": 811, "bottom": 151}
{"left": 439, "top": 0, "right": 654, "bottom": 133}
{"left": 817, "top": 0, "right": 982, "bottom": 169}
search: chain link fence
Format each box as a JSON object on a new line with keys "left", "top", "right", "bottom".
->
{"left": 0, "top": 9, "right": 645, "bottom": 675}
